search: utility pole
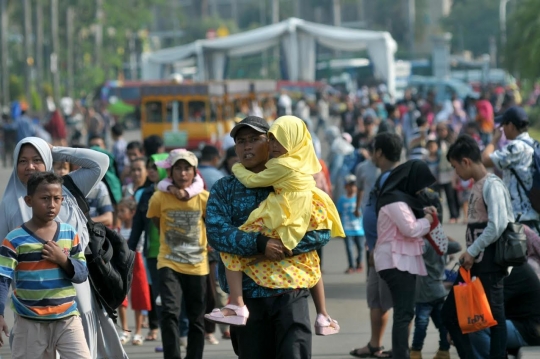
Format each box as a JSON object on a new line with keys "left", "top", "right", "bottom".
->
{"left": 294, "top": 0, "right": 300, "bottom": 18}
{"left": 408, "top": 0, "right": 416, "bottom": 58}
{"left": 95, "top": 0, "right": 103, "bottom": 67}
{"left": 0, "top": 0, "right": 9, "bottom": 106}
{"left": 272, "top": 0, "right": 279, "bottom": 24}
{"left": 67, "top": 6, "right": 75, "bottom": 98}
{"left": 333, "top": 0, "right": 341, "bottom": 27}
{"left": 51, "top": 0, "right": 60, "bottom": 103}
{"left": 231, "top": 0, "right": 238, "bottom": 23}
{"left": 24, "top": 0, "right": 33, "bottom": 105}
{"left": 35, "top": 0, "right": 45, "bottom": 108}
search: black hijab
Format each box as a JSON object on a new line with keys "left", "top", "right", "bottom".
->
{"left": 376, "top": 160, "right": 437, "bottom": 218}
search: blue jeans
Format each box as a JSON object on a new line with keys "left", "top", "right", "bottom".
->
{"left": 344, "top": 235, "right": 365, "bottom": 269}
{"left": 412, "top": 297, "right": 450, "bottom": 351}
{"left": 469, "top": 320, "right": 528, "bottom": 358}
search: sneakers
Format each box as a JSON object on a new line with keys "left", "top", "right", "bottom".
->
{"left": 179, "top": 336, "right": 188, "bottom": 347}
{"left": 433, "top": 350, "right": 450, "bottom": 359}
{"left": 410, "top": 350, "right": 423, "bottom": 359}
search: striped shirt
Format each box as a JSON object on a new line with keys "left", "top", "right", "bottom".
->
{"left": 0, "top": 222, "right": 87, "bottom": 320}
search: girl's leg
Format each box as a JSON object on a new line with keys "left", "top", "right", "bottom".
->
{"left": 134, "top": 310, "right": 143, "bottom": 336}
{"left": 223, "top": 268, "right": 245, "bottom": 315}
{"left": 310, "top": 278, "right": 328, "bottom": 317}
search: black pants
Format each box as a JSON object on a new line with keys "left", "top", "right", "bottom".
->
{"left": 231, "top": 289, "right": 312, "bottom": 359}
{"left": 147, "top": 258, "right": 161, "bottom": 327}
{"left": 159, "top": 267, "right": 207, "bottom": 359}
{"left": 437, "top": 182, "right": 460, "bottom": 220}
{"left": 442, "top": 270, "right": 506, "bottom": 359}
{"left": 379, "top": 268, "right": 416, "bottom": 359}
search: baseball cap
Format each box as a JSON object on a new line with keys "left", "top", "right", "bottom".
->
{"left": 344, "top": 174, "right": 357, "bottom": 185}
{"left": 230, "top": 116, "right": 270, "bottom": 139}
{"left": 156, "top": 148, "right": 198, "bottom": 169}
{"left": 495, "top": 106, "right": 529, "bottom": 128}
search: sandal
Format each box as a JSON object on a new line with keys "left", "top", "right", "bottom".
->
{"left": 350, "top": 342, "right": 392, "bottom": 358}
{"left": 119, "top": 332, "right": 131, "bottom": 345}
{"left": 204, "top": 304, "right": 250, "bottom": 326}
{"left": 132, "top": 334, "right": 144, "bottom": 346}
{"left": 145, "top": 330, "right": 158, "bottom": 341}
{"left": 314, "top": 313, "right": 340, "bottom": 336}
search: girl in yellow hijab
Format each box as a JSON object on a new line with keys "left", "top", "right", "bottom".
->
{"left": 205, "top": 116, "right": 345, "bottom": 335}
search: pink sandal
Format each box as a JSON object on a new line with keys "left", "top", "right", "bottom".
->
{"left": 314, "top": 314, "right": 340, "bottom": 336}
{"left": 204, "top": 304, "right": 250, "bottom": 326}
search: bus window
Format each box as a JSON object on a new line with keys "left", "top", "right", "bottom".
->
{"left": 145, "top": 101, "right": 163, "bottom": 123}
{"left": 209, "top": 99, "right": 220, "bottom": 122}
{"left": 187, "top": 101, "right": 207, "bottom": 122}
{"left": 166, "top": 101, "right": 185, "bottom": 123}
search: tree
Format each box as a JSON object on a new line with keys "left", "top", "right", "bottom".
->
{"left": 441, "top": 0, "right": 499, "bottom": 56}
{"left": 505, "top": 0, "right": 540, "bottom": 80}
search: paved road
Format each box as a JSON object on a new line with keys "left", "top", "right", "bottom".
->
{"left": 0, "top": 130, "right": 467, "bottom": 358}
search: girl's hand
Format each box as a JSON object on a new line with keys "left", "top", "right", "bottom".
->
{"left": 424, "top": 213, "right": 434, "bottom": 224}
{"left": 423, "top": 206, "right": 437, "bottom": 215}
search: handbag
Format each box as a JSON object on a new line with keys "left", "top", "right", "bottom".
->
{"left": 494, "top": 222, "right": 528, "bottom": 267}
{"left": 454, "top": 267, "right": 498, "bottom": 334}
{"left": 425, "top": 213, "right": 448, "bottom": 255}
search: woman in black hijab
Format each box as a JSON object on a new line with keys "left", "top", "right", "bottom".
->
{"left": 374, "top": 160, "right": 437, "bottom": 359}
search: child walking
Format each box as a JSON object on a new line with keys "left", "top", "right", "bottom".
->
{"left": 116, "top": 197, "right": 151, "bottom": 346}
{"left": 337, "top": 174, "right": 366, "bottom": 274}
{"left": 0, "top": 172, "right": 90, "bottom": 358}
{"left": 205, "top": 116, "right": 345, "bottom": 335}
{"left": 411, "top": 189, "right": 462, "bottom": 359}
{"left": 443, "top": 135, "right": 513, "bottom": 358}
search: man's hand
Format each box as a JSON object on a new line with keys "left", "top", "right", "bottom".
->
{"left": 459, "top": 251, "right": 475, "bottom": 270}
{"left": 354, "top": 208, "right": 362, "bottom": 218}
{"left": 0, "top": 315, "right": 8, "bottom": 347}
{"left": 265, "top": 238, "right": 292, "bottom": 261}
{"left": 42, "top": 241, "right": 68, "bottom": 266}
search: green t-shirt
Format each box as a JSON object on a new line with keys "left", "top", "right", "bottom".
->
{"left": 147, "top": 221, "right": 161, "bottom": 258}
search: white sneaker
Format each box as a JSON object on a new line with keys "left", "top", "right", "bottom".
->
{"left": 180, "top": 336, "right": 187, "bottom": 347}
{"left": 155, "top": 295, "right": 162, "bottom": 306}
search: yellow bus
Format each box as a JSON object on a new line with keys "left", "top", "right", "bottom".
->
{"left": 140, "top": 80, "right": 277, "bottom": 149}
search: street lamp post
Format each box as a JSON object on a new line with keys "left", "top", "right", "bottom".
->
{"left": 499, "top": 0, "right": 512, "bottom": 49}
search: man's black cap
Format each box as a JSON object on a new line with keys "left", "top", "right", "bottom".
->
{"left": 230, "top": 116, "right": 270, "bottom": 139}
{"left": 495, "top": 106, "right": 529, "bottom": 128}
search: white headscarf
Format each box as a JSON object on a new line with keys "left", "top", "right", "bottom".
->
{"left": 0, "top": 137, "right": 53, "bottom": 238}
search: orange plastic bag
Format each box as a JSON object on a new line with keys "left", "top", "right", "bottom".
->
{"left": 454, "top": 267, "right": 497, "bottom": 334}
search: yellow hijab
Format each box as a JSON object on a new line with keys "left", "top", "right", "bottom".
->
{"left": 269, "top": 116, "right": 322, "bottom": 175}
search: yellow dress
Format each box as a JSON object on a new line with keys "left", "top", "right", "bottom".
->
{"left": 221, "top": 116, "right": 345, "bottom": 289}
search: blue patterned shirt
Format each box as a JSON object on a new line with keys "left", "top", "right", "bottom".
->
{"left": 206, "top": 175, "right": 331, "bottom": 298}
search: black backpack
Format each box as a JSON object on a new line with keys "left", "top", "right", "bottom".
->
{"left": 63, "top": 175, "right": 135, "bottom": 321}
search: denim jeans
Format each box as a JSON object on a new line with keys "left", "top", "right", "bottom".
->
{"left": 442, "top": 270, "right": 507, "bottom": 359}
{"left": 469, "top": 320, "right": 528, "bottom": 358}
{"left": 379, "top": 268, "right": 416, "bottom": 359}
{"left": 344, "top": 235, "right": 365, "bottom": 269}
{"left": 411, "top": 297, "right": 450, "bottom": 351}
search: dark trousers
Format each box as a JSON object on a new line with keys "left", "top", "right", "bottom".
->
{"left": 204, "top": 272, "right": 216, "bottom": 334}
{"left": 437, "top": 182, "right": 460, "bottom": 220}
{"left": 412, "top": 297, "right": 450, "bottom": 351}
{"left": 442, "top": 270, "right": 506, "bottom": 359}
{"left": 379, "top": 268, "right": 416, "bottom": 359}
{"left": 231, "top": 289, "right": 312, "bottom": 359}
{"left": 147, "top": 283, "right": 159, "bottom": 330}
{"left": 159, "top": 267, "right": 207, "bottom": 359}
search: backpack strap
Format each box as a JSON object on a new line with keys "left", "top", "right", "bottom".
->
{"left": 62, "top": 175, "right": 91, "bottom": 220}
{"left": 509, "top": 167, "right": 529, "bottom": 196}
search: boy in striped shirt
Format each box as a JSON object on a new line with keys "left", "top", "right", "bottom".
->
{"left": 0, "top": 172, "right": 90, "bottom": 358}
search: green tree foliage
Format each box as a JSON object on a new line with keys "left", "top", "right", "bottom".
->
{"left": 505, "top": 0, "right": 540, "bottom": 80}
{"left": 441, "top": 0, "right": 499, "bottom": 56}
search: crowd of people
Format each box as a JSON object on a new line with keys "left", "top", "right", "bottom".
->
{"left": 0, "top": 82, "right": 538, "bottom": 359}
